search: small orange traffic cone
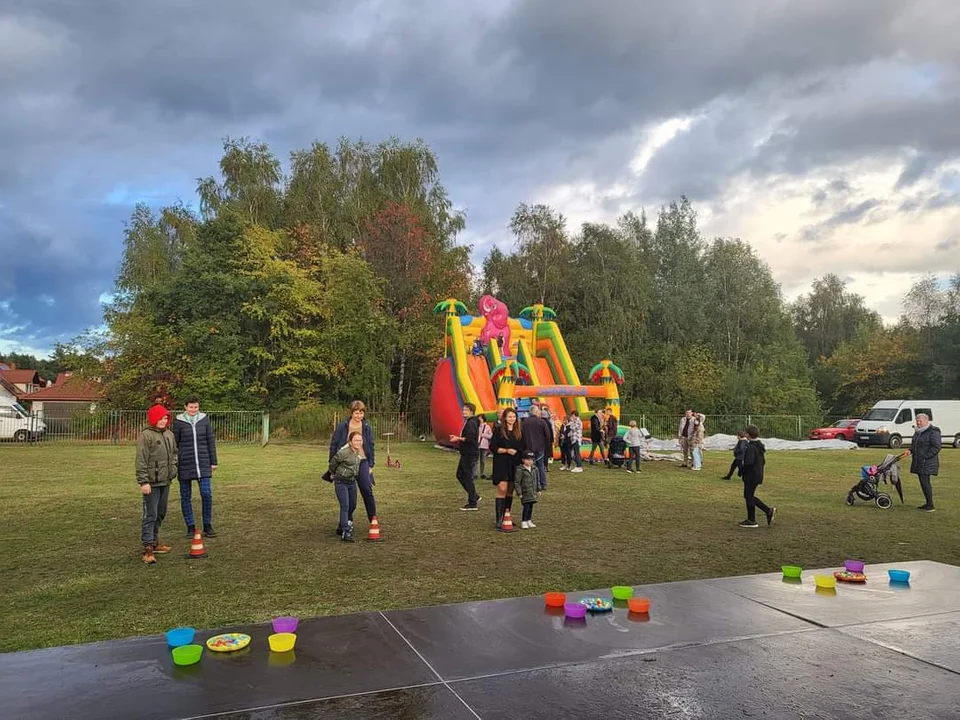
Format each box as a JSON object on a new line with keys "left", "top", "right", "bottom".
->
{"left": 500, "top": 508, "right": 516, "bottom": 533}
{"left": 367, "top": 516, "right": 383, "bottom": 542}
{"left": 186, "top": 530, "right": 207, "bottom": 559}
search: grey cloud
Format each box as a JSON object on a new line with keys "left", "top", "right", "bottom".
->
{"left": 825, "top": 199, "right": 882, "bottom": 227}
{"left": 935, "top": 236, "right": 960, "bottom": 252}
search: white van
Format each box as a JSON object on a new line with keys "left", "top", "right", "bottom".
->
{"left": 0, "top": 401, "right": 46, "bottom": 441}
{"left": 855, "top": 400, "right": 960, "bottom": 449}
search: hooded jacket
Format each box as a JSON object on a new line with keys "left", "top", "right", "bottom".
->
{"left": 741, "top": 439, "right": 766, "bottom": 485}
{"left": 173, "top": 411, "right": 218, "bottom": 480}
{"left": 136, "top": 405, "right": 177, "bottom": 486}
{"left": 910, "top": 424, "right": 941, "bottom": 476}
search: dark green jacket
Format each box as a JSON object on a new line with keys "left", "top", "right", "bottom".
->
{"left": 329, "top": 444, "right": 361, "bottom": 483}
{"left": 136, "top": 426, "right": 178, "bottom": 486}
{"left": 514, "top": 464, "right": 539, "bottom": 504}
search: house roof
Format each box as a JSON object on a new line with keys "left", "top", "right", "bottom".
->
{"left": 0, "top": 376, "right": 21, "bottom": 398}
{"left": 20, "top": 376, "right": 104, "bottom": 402}
{"left": 0, "top": 369, "right": 43, "bottom": 385}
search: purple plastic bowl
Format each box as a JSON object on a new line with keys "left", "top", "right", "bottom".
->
{"left": 844, "top": 560, "right": 865, "bottom": 574}
{"left": 564, "top": 602, "right": 587, "bottom": 619}
{"left": 271, "top": 616, "right": 299, "bottom": 634}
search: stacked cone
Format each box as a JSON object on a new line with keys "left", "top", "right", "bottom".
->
{"left": 367, "top": 516, "right": 383, "bottom": 542}
{"left": 186, "top": 530, "right": 207, "bottom": 559}
{"left": 500, "top": 508, "right": 516, "bottom": 533}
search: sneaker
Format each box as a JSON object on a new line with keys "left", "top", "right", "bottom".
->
{"left": 203, "top": 525, "right": 218, "bottom": 538}
{"left": 153, "top": 542, "right": 172, "bottom": 554}
{"left": 766, "top": 507, "right": 777, "bottom": 526}
{"left": 738, "top": 520, "right": 759, "bottom": 528}
{"left": 142, "top": 546, "right": 157, "bottom": 564}
{"left": 559, "top": 465, "right": 568, "bottom": 471}
{"left": 185, "top": 526, "right": 196, "bottom": 539}
{"left": 571, "top": 467, "right": 584, "bottom": 473}
{"left": 460, "top": 503, "right": 479, "bottom": 511}
{"left": 527, "top": 521, "right": 536, "bottom": 528}
{"left": 520, "top": 521, "right": 530, "bottom": 529}
{"left": 918, "top": 505, "right": 936, "bottom": 512}
{"left": 626, "top": 469, "right": 634, "bottom": 474}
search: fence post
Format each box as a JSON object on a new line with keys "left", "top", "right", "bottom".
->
{"left": 747, "top": 415, "right": 752, "bottom": 429}
{"left": 261, "top": 412, "right": 270, "bottom": 447}
{"left": 797, "top": 415, "right": 802, "bottom": 441}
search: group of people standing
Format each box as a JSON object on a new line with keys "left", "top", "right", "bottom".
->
{"left": 135, "top": 399, "right": 219, "bottom": 564}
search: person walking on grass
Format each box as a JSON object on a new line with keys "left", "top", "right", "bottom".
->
{"left": 911, "top": 413, "right": 941, "bottom": 512}
{"left": 623, "top": 420, "right": 644, "bottom": 474}
{"left": 722, "top": 431, "right": 748, "bottom": 480}
{"left": 739, "top": 425, "right": 775, "bottom": 528}
{"left": 515, "top": 451, "right": 539, "bottom": 529}
{"left": 137, "top": 405, "right": 178, "bottom": 564}
{"left": 173, "top": 397, "right": 218, "bottom": 538}
{"left": 329, "top": 400, "right": 377, "bottom": 536}
{"left": 490, "top": 407, "right": 525, "bottom": 530}
{"left": 329, "top": 431, "right": 363, "bottom": 542}
{"left": 451, "top": 403, "right": 482, "bottom": 511}
{"left": 522, "top": 404, "right": 552, "bottom": 491}
{"left": 589, "top": 408, "right": 607, "bottom": 465}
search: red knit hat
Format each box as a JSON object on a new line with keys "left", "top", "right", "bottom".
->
{"left": 147, "top": 404, "right": 170, "bottom": 427}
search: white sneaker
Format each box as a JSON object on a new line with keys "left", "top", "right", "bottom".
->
{"left": 520, "top": 521, "right": 530, "bottom": 529}
{"left": 571, "top": 467, "right": 584, "bottom": 473}
{"left": 625, "top": 469, "right": 633, "bottom": 474}
{"left": 559, "top": 465, "right": 568, "bottom": 471}
{"left": 527, "top": 522, "right": 536, "bottom": 528}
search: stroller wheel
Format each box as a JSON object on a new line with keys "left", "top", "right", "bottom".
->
{"left": 846, "top": 493, "right": 855, "bottom": 506}
{"left": 876, "top": 493, "right": 893, "bottom": 509}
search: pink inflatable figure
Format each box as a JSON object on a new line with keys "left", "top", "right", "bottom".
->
{"left": 478, "top": 295, "right": 511, "bottom": 355}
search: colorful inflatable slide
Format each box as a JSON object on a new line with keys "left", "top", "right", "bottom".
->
{"left": 431, "top": 296, "right": 624, "bottom": 450}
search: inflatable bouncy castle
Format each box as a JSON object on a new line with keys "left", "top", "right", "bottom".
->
{"left": 430, "top": 297, "right": 625, "bottom": 450}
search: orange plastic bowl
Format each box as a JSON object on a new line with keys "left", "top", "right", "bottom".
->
{"left": 628, "top": 597, "right": 651, "bottom": 613}
{"left": 544, "top": 592, "right": 566, "bottom": 608}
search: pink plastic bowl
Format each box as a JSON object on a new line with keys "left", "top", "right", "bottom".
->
{"left": 564, "top": 602, "right": 587, "bottom": 619}
{"left": 844, "top": 560, "right": 865, "bottom": 574}
{"left": 271, "top": 616, "right": 299, "bottom": 634}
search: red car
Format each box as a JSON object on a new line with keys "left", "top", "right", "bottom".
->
{"left": 809, "top": 419, "right": 860, "bottom": 441}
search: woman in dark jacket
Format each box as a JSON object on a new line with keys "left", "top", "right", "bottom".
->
{"left": 489, "top": 407, "right": 525, "bottom": 531}
{"left": 910, "top": 414, "right": 941, "bottom": 512}
{"left": 329, "top": 400, "right": 377, "bottom": 534}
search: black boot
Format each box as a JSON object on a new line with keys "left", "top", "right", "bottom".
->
{"left": 495, "top": 498, "right": 504, "bottom": 529}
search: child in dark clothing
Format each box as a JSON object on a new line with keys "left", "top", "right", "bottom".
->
{"left": 722, "top": 431, "right": 749, "bottom": 480}
{"left": 515, "top": 451, "right": 539, "bottom": 529}
{"left": 739, "top": 425, "right": 776, "bottom": 528}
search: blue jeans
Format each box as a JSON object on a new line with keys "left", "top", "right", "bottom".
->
{"left": 535, "top": 454, "right": 548, "bottom": 489}
{"left": 357, "top": 459, "right": 377, "bottom": 521}
{"left": 180, "top": 478, "right": 212, "bottom": 529}
{"left": 335, "top": 481, "right": 358, "bottom": 531}
{"left": 628, "top": 446, "right": 642, "bottom": 472}
{"left": 692, "top": 447, "right": 703, "bottom": 470}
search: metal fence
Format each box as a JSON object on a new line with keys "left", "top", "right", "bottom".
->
{"left": 8, "top": 409, "right": 850, "bottom": 445}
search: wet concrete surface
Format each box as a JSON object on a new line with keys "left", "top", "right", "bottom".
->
{"left": 381, "top": 579, "right": 813, "bottom": 680}
{"left": 452, "top": 629, "right": 960, "bottom": 720}
{"left": 710, "top": 560, "right": 960, "bottom": 627}
{"left": 1, "top": 560, "right": 958, "bottom": 719}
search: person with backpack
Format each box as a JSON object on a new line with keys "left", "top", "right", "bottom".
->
{"left": 739, "top": 425, "right": 775, "bottom": 528}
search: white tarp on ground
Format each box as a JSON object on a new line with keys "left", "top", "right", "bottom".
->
{"left": 646, "top": 433, "right": 858, "bottom": 453}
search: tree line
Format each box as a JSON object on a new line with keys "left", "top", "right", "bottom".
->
{"left": 7, "top": 137, "right": 958, "bottom": 417}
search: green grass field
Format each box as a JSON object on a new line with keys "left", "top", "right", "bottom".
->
{"left": 1, "top": 443, "right": 956, "bottom": 653}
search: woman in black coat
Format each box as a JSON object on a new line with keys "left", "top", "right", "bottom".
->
{"left": 910, "top": 414, "right": 941, "bottom": 512}
{"left": 489, "top": 407, "right": 525, "bottom": 530}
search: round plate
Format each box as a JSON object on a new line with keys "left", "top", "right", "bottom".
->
{"left": 834, "top": 571, "right": 867, "bottom": 583}
{"left": 579, "top": 597, "right": 614, "bottom": 613}
{"left": 206, "top": 633, "right": 252, "bottom": 652}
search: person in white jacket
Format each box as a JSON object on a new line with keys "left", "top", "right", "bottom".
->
{"left": 623, "top": 420, "right": 644, "bottom": 473}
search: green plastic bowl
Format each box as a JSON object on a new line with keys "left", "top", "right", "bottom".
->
{"left": 782, "top": 565, "right": 802, "bottom": 578}
{"left": 611, "top": 586, "right": 634, "bottom": 600}
{"left": 172, "top": 644, "right": 203, "bottom": 666}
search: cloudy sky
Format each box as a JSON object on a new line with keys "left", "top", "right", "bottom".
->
{"left": 2, "top": 0, "right": 959, "bottom": 355}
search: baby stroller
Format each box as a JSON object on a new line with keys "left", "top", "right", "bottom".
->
{"left": 607, "top": 435, "right": 627, "bottom": 468}
{"left": 846, "top": 451, "right": 908, "bottom": 509}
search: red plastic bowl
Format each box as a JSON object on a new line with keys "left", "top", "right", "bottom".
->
{"left": 628, "top": 597, "right": 651, "bottom": 613}
{"left": 544, "top": 592, "right": 566, "bottom": 608}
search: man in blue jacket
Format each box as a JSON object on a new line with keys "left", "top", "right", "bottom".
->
{"left": 173, "top": 398, "right": 219, "bottom": 538}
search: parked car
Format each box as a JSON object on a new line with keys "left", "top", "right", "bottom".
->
{"left": 808, "top": 419, "right": 860, "bottom": 442}
{"left": 0, "top": 401, "right": 46, "bottom": 441}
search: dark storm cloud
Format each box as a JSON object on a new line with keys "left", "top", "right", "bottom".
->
{"left": 2, "top": 0, "right": 960, "bottom": 350}
{"left": 824, "top": 199, "right": 882, "bottom": 228}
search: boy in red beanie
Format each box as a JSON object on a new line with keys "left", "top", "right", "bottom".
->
{"left": 136, "top": 404, "right": 178, "bottom": 564}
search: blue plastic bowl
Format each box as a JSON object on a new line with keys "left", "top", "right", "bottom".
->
{"left": 165, "top": 627, "right": 196, "bottom": 648}
{"left": 888, "top": 569, "right": 911, "bottom": 584}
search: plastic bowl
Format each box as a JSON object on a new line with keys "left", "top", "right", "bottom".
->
{"left": 782, "top": 565, "right": 802, "bottom": 579}
{"left": 272, "top": 616, "right": 299, "bottom": 634}
{"left": 165, "top": 627, "right": 196, "bottom": 648}
{"left": 814, "top": 575, "right": 837, "bottom": 589}
{"left": 268, "top": 632, "right": 297, "bottom": 653}
{"left": 172, "top": 644, "right": 203, "bottom": 666}
{"left": 888, "top": 569, "right": 911, "bottom": 584}
{"left": 844, "top": 560, "right": 865, "bottom": 574}
{"left": 611, "top": 586, "right": 634, "bottom": 601}
{"left": 564, "top": 602, "right": 587, "bottom": 619}
{"left": 627, "top": 597, "right": 651, "bottom": 613}
{"left": 544, "top": 592, "right": 566, "bottom": 608}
